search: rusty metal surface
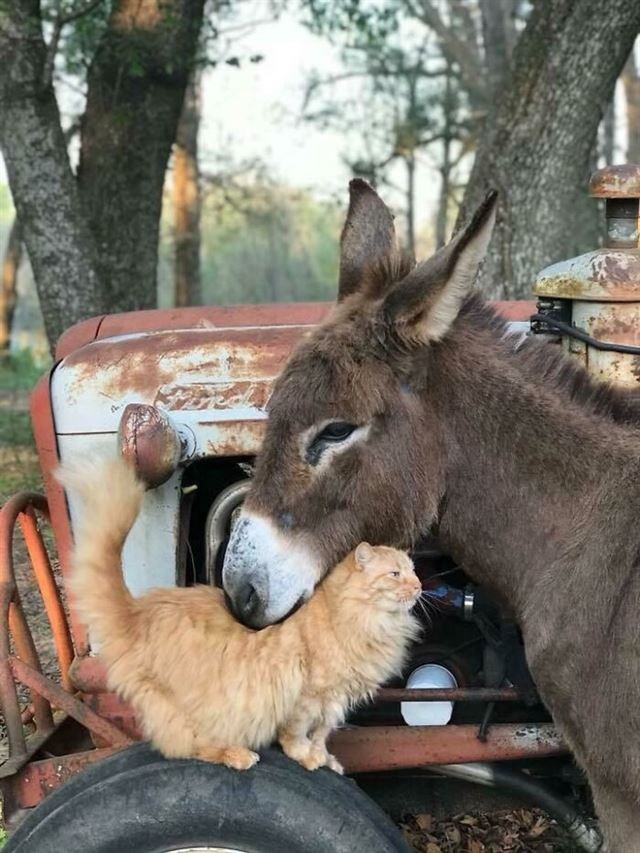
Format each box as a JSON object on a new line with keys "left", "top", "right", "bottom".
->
{"left": 68, "top": 654, "right": 108, "bottom": 693}
{"left": 0, "top": 492, "right": 56, "bottom": 755}
{"left": 9, "top": 593, "right": 54, "bottom": 734}
{"left": 18, "top": 507, "right": 73, "bottom": 691}
{"left": 2, "top": 746, "right": 122, "bottom": 811}
{"left": 569, "top": 301, "right": 640, "bottom": 387}
{"left": 377, "top": 687, "right": 520, "bottom": 703}
{"left": 82, "top": 692, "right": 142, "bottom": 743}
{"left": 589, "top": 164, "right": 640, "bottom": 198}
{"left": 534, "top": 249, "right": 640, "bottom": 302}
{"left": 9, "top": 658, "right": 130, "bottom": 749}
{"left": 56, "top": 301, "right": 536, "bottom": 362}
{"left": 59, "top": 325, "right": 308, "bottom": 407}
{"left": 118, "top": 403, "right": 182, "bottom": 488}
{"left": 30, "top": 374, "right": 86, "bottom": 651}
{"left": 535, "top": 163, "right": 640, "bottom": 389}
{"left": 0, "top": 584, "right": 25, "bottom": 760}
{"left": 55, "top": 303, "right": 332, "bottom": 360}
{"left": 329, "top": 724, "right": 566, "bottom": 774}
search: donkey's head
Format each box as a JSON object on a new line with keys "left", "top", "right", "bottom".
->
{"left": 223, "top": 180, "right": 497, "bottom": 627}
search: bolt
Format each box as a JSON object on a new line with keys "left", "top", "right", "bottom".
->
{"left": 589, "top": 164, "right": 640, "bottom": 249}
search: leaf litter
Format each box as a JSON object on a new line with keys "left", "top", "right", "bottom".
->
{"left": 400, "top": 808, "right": 575, "bottom": 852}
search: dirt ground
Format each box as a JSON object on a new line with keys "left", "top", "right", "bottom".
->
{"left": 0, "top": 381, "right": 575, "bottom": 851}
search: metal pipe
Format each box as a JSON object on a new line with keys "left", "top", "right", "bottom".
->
{"left": 377, "top": 687, "right": 520, "bottom": 703}
{"left": 9, "top": 657, "right": 130, "bottom": 748}
{"left": 330, "top": 723, "right": 566, "bottom": 773}
{"left": 431, "top": 762, "right": 603, "bottom": 852}
{"left": 18, "top": 506, "right": 74, "bottom": 690}
{"left": 205, "top": 480, "right": 251, "bottom": 585}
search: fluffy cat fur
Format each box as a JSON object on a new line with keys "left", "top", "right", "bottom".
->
{"left": 57, "top": 455, "right": 422, "bottom": 772}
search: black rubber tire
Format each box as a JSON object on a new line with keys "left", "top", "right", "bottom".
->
{"left": 6, "top": 743, "right": 408, "bottom": 853}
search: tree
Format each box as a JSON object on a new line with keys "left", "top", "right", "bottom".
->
{"left": 303, "top": 0, "right": 525, "bottom": 255}
{"left": 623, "top": 45, "right": 640, "bottom": 164}
{"left": 306, "top": 0, "right": 639, "bottom": 297}
{"left": 0, "top": 0, "right": 205, "bottom": 351}
{"left": 0, "top": 218, "right": 21, "bottom": 353}
{"left": 303, "top": 38, "right": 463, "bottom": 253}
{"left": 458, "top": 0, "right": 640, "bottom": 298}
{"left": 199, "top": 164, "right": 341, "bottom": 303}
{"left": 173, "top": 71, "right": 203, "bottom": 307}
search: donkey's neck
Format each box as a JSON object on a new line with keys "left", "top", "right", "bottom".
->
{"left": 430, "top": 308, "right": 640, "bottom": 620}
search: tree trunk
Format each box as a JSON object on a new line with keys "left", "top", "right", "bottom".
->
{"left": 173, "top": 72, "right": 202, "bottom": 307}
{"left": 78, "top": 0, "right": 205, "bottom": 312}
{"left": 623, "top": 48, "right": 640, "bottom": 164}
{"left": 0, "top": 1, "right": 104, "bottom": 351}
{"left": 478, "top": 0, "right": 517, "bottom": 95}
{"left": 436, "top": 62, "right": 454, "bottom": 248}
{"left": 0, "top": 218, "right": 22, "bottom": 352}
{"left": 603, "top": 98, "right": 615, "bottom": 165}
{"left": 458, "top": 0, "right": 640, "bottom": 300}
{"left": 405, "top": 153, "right": 416, "bottom": 256}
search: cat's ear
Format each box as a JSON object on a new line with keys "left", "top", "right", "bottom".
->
{"left": 355, "top": 542, "right": 375, "bottom": 569}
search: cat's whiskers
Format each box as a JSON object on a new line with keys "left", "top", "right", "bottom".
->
{"left": 419, "top": 590, "right": 447, "bottom": 616}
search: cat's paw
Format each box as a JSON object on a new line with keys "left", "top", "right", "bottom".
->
{"left": 223, "top": 747, "right": 260, "bottom": 770}
{"left": 326, "top": 753, "right": 344, "bottom": 775}
{"left": 298, "top": 750, "right": 327, "bottom": 772}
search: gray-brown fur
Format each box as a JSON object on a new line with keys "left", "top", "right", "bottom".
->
{"left": 240, "top": 181, "right": 640, "bottom": 851}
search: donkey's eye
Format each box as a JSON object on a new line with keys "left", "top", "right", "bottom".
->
{"left": 305, "top": 421, "right": 361, "bottom": 466}
{"left": 317, "top": 421, "right": 357, "bottom": 442}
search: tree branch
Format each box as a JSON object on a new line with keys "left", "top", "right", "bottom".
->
{"left": 404, "top": 0, "right": 487, "bottom": 105}
{"left": 42, "top": 0, "right": 106, "bottom": 90}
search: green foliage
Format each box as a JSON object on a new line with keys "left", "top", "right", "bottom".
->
{"left": 0, "top": 350, "right": 47, "bottom": 392}
{"left": 0, "top": 410, "right": 33, "bottom": 447}
{"left": 198, "top": 180, "right": 341, "bottom": 304}
{"left": 46, "top": 0, "right": 111, "bottom": 77}
{"left": 304, "top": 0, "right": 401, "bottom": 47}
{"left": 0, "top": 350, "right": 47, "bottom": 449}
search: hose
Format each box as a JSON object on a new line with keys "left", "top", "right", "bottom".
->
{"left": 430, "top": 762, "right": 603, "bottom": 852}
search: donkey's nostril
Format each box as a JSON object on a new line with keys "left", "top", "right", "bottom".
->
{"left": 231, "top": 580, "right": 261, "bottom": 625}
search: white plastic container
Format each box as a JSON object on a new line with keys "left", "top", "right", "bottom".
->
{"left": 400, "top": 664, "right": 457, "bottom": 726}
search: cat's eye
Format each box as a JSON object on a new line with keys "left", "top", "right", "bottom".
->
{"left": 316, "top": 421, "right": 357, "bottom": 442}
{"left": 390, "top": 570, "right": 401, "bottom": 577}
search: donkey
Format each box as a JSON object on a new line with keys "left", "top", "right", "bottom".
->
{"left": 223, "top": 180, "right": 640, "bottom": 851}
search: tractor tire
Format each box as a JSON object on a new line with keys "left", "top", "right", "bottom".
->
{"left": 6, "top": 742, "right": 408, "bottom": 853}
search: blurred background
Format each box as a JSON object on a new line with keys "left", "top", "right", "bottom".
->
{"left": 0, "top": 0, "right": 639, "bottom": 362}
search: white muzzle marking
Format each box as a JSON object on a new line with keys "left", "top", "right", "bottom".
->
{"left": 222, "top": 511, "right": 322, "bottom": 626}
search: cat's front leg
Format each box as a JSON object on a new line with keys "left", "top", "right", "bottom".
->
{"left": 278, "top": 722, "right": 317, "bottom": 769}
{"left": 308, "top": 724, "right": 344, "bottom": 775}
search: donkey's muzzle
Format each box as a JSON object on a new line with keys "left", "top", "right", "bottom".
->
{"left": 222, "top": 510, "right": 324, "bottom": 628}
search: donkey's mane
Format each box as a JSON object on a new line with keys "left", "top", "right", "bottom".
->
{"left": 462, "top": 294, "right": 640, "bottom": 425}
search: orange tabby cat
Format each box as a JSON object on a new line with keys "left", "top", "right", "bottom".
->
{"left": 57, "top": 456, "right": 422, "bottom": 773}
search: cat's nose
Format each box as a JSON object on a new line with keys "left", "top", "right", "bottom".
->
{"left": 230, "top": 580, "right": 260, "bottom": 625}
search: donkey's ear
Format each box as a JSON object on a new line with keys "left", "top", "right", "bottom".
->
{"left": 382, "top": 191, "right": 497, "bottom": 343}
{"left": 338, "top": 179, "right": 407, "bottom": 301}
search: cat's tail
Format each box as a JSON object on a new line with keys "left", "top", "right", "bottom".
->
{"left": 55, "top": 454, "right": 144, "bottom": 652}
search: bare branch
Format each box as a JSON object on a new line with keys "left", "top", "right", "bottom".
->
{"left": 42, "top": 0, "right": 105, "bottom": 90}
{"left": 404, "top": 0, "right": 486, "bottom": 105}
